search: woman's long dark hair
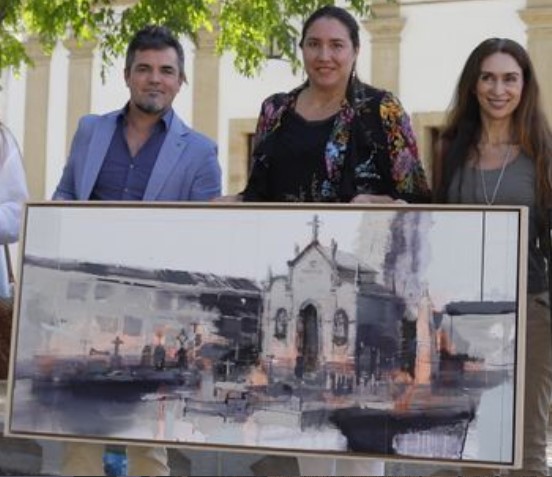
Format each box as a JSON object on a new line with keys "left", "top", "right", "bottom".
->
{"left": 437, "top": 38, "right": 552, "bottom": 208}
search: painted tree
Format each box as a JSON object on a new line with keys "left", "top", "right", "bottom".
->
{"left": 0, "top": 0, "right": 386, "bottom": 77}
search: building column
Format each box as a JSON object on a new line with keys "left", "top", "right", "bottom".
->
{"left": 23, "top": 38, "right": 51, "bottom": 200}
{"left": 63, "top": 38, "right": 96, "bottom": 155}
{"left": 362, "top": 1, "right": 405, "bottom": 94}
{"left": 192, "top": 28, "right": 219, "bottom": 142}
{"left": 519, "top": 1, "right": 552, "bottom": 121}
{"left": 0, "top": 72, "right": 6, "bottom": 118}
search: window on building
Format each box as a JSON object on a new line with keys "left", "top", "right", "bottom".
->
{"left": 177, "top": 293, "right": 198, "bottom": 309}
{"left": 247, "top": 133, "right": 256, "bottom": 175}
{"left": 154, "top": 290, "right": 173, "bottom": 310}
{"left": 95, "top": 315, "right": 118, "bottom": 333}
{"left": 274, "top": 308, "right": 288, "bottom": 340}
{"left": 94, "top": 283, "right": 114, "bottom": 300}
{"left": 333, "top": 309, "right": 349, "bottom": 346}
{"left": 430, "top": 126, "right": 444, "bottom": 191}
{"left": 123, "top": 315, "right": 143, "bottom": 336}
{"left": 66, "top": 281, "right": 89, "bottom": 301}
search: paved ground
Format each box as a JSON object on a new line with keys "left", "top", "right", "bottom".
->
{"left": 0, "top": 433, "right": 481, "bottom": 476}
{"left": 4, "top": 436, "right": 552, "bottom": 476}
{"left": 0, "top": 436, "right": 301, "bottom": 476}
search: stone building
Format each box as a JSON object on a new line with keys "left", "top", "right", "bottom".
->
{"left": 18, "top": 255, "right": 262, "bottom": 366}
{"left": 261, "top": 215, "right": 407, "bottom": 392}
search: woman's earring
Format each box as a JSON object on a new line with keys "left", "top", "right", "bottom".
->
{"left": 349, "top": 65, "right": 357, "bottom": 84}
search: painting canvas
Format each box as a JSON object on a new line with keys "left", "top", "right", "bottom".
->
{"left": 6, "top": 202, "right": 527, "bottom": 468}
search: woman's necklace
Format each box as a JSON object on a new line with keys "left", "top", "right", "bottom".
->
{"left": 479, "top": 145, "right": 513, "bottom": 205}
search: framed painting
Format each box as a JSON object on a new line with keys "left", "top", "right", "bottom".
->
{"left": 6, "top": 202, "right": 528, "bottom": 468}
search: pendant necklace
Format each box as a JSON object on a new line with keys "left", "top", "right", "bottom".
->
{"left": 479, "top": 145, "right": 513, "bottom": 205}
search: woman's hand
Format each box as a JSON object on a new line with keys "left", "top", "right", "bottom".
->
{"left": 351, "top": 194, "right": 406, "bottom": 204}
{"left": 211, "top": 194, "right": 243, "bottom": 202}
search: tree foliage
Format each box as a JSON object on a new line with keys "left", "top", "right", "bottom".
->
{"left": 0, "top": 0, "right": 383, "bottom": 77}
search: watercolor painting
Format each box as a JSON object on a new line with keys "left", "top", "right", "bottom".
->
{"left": 7, "top": 203, "right": 527, "bottom": 467}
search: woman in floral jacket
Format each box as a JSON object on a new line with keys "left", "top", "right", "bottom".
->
{"left": 239, "top": 7, "right": 429, "bottom": 204}
{"left": 242, "top": 78, "right": 430, "bottom": 203}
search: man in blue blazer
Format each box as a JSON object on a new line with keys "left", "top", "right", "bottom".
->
{"left": 54, "top": 29, "right": 220, "bottom": 203}
{"left": 53, "top": 25, "right": 221, "bottom": 476}
{"left": 54, "top": 110, "right": 221, "bottom": 201}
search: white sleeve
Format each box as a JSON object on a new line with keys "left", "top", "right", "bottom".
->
{"left": 0, "top": 129, "right": 29, "bottom": 244}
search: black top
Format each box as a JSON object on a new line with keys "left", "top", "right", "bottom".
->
{"left": 243, "top": 110, "right": 336, "bottom": 202}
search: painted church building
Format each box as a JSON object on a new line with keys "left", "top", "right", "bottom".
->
{"left": 261, "top": 215, "right": 407, "bottom": 393}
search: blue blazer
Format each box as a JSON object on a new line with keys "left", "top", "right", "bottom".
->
{"left": 53, "top": 109, "right": 221, "bottom": 201}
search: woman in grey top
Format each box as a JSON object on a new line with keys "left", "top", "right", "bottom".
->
{"left": 436, "top": 38, "right": 552, "bottom": 476}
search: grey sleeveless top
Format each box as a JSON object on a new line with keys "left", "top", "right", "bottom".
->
{"left": 448, "top": 151, "right": 546, "bottom": 293}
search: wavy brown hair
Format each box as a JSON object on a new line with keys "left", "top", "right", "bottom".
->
{"left": 436, "top": 37, "right": 552, "bottom": 208}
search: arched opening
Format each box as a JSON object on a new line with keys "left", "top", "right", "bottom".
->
{"left": 298, "top": 304, "right": 319, "bottom": 372}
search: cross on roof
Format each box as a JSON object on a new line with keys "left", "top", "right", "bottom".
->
{"left": 307, "top": 214, "right": 322, "bottom": 242}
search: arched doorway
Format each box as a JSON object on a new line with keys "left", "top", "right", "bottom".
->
{"left": 297, "top": 304, "right": 319, "bottom": 373}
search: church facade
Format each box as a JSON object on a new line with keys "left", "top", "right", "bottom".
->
{"left": 261, "top": 215, "right": 407, "bottom": 393}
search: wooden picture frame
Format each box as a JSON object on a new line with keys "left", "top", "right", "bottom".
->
{"left": 6, "top": 202, "right": 528, "bottom": 468}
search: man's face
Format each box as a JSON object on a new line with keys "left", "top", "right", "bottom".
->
{"left": 125, "top": 47, "right": 184, "bottom": 116}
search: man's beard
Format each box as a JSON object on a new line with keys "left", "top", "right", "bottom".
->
{"left": 135, "top": 99, "right": 166, "bottom": 115}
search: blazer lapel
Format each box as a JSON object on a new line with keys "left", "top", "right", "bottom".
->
{"left": 143, "top": 116, "right": 188, "bottom": 200}
{"left": 80, "top": 114, "right": 118, "bottom": 200}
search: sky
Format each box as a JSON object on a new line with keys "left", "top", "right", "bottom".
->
{"left": 24, "top": 205, "right": 360, "bottom": 279}
{"left": 23, "top": 204, "right": 524, "bottom": 308}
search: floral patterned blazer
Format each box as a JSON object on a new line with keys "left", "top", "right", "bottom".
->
{"left": 242, "top": 79, "right": 431, "bottom": 203}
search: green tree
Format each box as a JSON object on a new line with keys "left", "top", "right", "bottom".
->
{"left": 0, "top": 0, "right": 384, "bottom": 77}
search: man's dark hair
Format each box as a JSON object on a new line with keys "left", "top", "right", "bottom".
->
{"left": 125, "top": 25, "right": 185, "bottom": 78}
